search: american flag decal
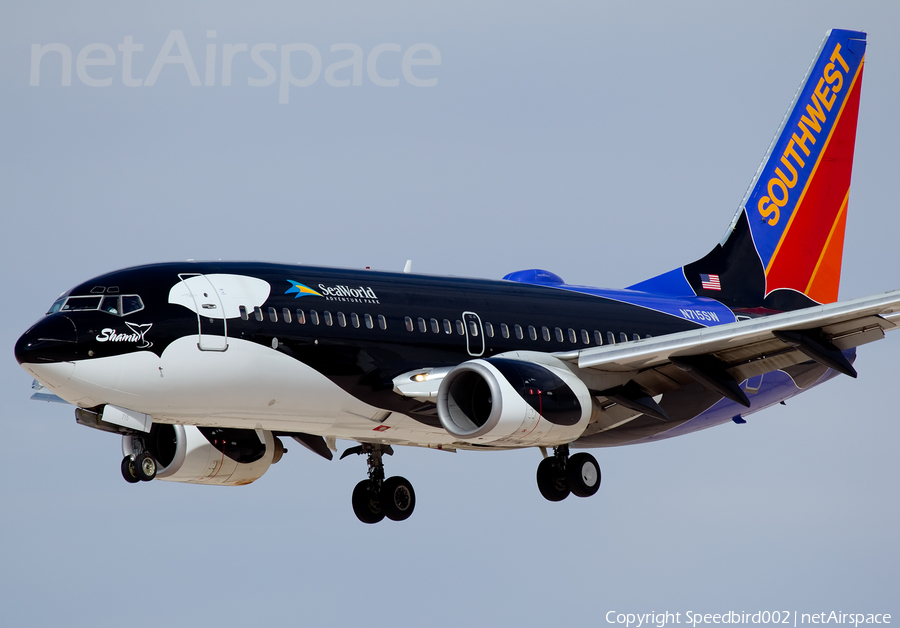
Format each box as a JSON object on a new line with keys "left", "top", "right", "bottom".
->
{"left": 700, "top": 274, "right": 721, "bottom": 291}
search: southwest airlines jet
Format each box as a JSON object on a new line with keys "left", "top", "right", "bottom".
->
{"left": 16, "top": 29, "right": 894, "bottom": 523}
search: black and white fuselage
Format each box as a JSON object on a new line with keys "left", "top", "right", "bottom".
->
{"left": 17, "top": 260, "right": 855, "bottom": 451}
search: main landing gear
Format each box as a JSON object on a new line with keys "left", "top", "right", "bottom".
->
{"left": 121, "top": 437, "right": 157, "bottom": 484}
{"left": 342, "top": 444, "right": 416, "bottom": 524}
{"left": 536, "top": 444, "right": 600, "bottom": 502}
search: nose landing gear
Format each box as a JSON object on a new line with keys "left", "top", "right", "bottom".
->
{"left": 121, "top": 456, "right": 140, "bottom": 483}
{"left": 342, "top": 443, "right": 416, "bottom": 524}
{"left": 121, "top": 439, "right": 157, "bottom": 484}
{"left": 536, "top": 445, "right": 600, "bottom": 502}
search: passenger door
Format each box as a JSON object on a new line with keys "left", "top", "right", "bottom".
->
{"left": 463, "top": 311, "right": 484, "bottom": 357}
{"left": 178, "top": 273, "right": 228, "bottom": 351}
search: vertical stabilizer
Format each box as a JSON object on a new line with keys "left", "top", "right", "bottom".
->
{"left": 630, "top": 30, "right": 867, "bottom": 311}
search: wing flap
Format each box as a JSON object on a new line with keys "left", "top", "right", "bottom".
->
{"left": 558, "top": 290, "right": 900, "bottom": 396}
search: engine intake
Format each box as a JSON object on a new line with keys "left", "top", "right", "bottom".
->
{"left": 437, "top": 356, "right": 591, "bottom": 446}
{"left": 124, "top": 424, "right": 284, "bottom": 486}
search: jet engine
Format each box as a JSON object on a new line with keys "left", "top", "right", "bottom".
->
{"left": 123, "top": 424, "right": 285, "bottom": 486}
{"left": 436, "top": 356, "right": 591, "bottom": 446}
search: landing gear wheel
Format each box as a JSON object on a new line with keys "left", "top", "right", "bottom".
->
{"left": 382, "top": 476, "right": 416, "bottom": 521}
{"left": 121, "top": 456, "right": 140, "bottom": 484}
{"left": 536, "top": 457, "right": 570, "bottom": 502}
{"left": 567, "top": 452, "right": 601, "bottom": 497}
{"left": 352, "top": 479, "right": 385, "bottom": 524}
{"left": 135, "top": 452, "right": 157, "bottom": 482}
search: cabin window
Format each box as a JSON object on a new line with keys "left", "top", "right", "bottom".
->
{"left": 430, "top": 318, "right": 440, "bottom": 333}
{"left": 484, "top": 322, "right": 494, "bottom": 338}
{"left": 282, "top": 308, "right": 292, "bottom": 323}
{"left": 633, "top": 333, "right": 640, "bottom": 341}
{"left": 367, "top": 314, "right": 376, "bottom": 329}
{"left": 296, "top": 309, "right": 306, "bottom": 324}
{"left": 500, "top": 323, "right": 510, "bottom": 339}
{"left": 310, "top": 310, "right": 320, "bottom": 325}
{"left": 405, "top": 316, "right": 414, "bottom": 332}
{"left": 268, "top": 307, "right": 278, "bottom": 322}
{"left": 620, "top": 332, "right": 628, "bottom": 343}
{"left": 323, "top": 311, "right": 333, "bottom": 326}
{"left": 350, "top": 313, "right": 360, "bottom": 328}
{"left": 568, "top": 328, "right": 577, "bottom": 344}
{"left": 337, "top": 312, "right": 347, "bottom": 327}
{"left": 254, "top": 307, "right": 264, "bottom": 322}
{"left": 607, "top": 331, "right": 615, "bottom": 345}
{"left": 443, "top": 319, "right": 452, "bottom": 334}
{"left": 527, "top": 325, "right": 537, "bottom": 341}
{"left": 594, "top": 331, "right": 603, "bottom": 345}
{"left": 468, "top": 320, "right": 479, "bottom": 337}
{"left": 377, "top": 314, "right": 386, "bottom": 330}
{"left": 542, "top": 326, "right": 551, "bottom": 342}
{"left": 239, "top": 306, "right": 249, "bottom": 321}
{"left": 581, "top": 330, "right": 590, "bottom": 345}
{"left": 456, "top": 320, "right": 465, "bottom": 335}
{"left": 418, "top": 317, "right": 427, "bottom": 332}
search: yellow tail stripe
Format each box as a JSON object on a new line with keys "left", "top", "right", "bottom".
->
{"left": 765, "top": 55, "right": 864, "bottom": 276}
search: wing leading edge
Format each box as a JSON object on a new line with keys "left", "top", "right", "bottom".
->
{"left": 555, "top": 289, "right": 900, "bottom": 408}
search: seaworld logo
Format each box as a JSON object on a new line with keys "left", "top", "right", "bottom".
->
{"left": 285, "top": 281, "right": 323, "bottom": 298}
{"left": 285, "top": 280, "right": 379, "bottom": 304}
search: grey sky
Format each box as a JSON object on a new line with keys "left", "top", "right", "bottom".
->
{"left": 1, "top": 2, "right": 898, "bottom": 626}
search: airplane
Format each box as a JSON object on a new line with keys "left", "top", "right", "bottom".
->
{"left": 15, "top": 28, "right": 896, "bottom": 524}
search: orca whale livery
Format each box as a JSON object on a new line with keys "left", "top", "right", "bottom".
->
{"left": 16, "top": 29, "right": 897, "bottom": 523}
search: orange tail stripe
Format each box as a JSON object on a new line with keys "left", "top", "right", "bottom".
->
{"left": 764, "top": 61, "right": 863, "bottom": 301}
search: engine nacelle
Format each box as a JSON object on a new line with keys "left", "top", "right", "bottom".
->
{"left": 123, "top": 424, "right": 284, "bottom": 486}
{"left": 436, "top": 356, "right": 591, "bottom": 446}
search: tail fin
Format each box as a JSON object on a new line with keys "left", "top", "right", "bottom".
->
{"left": 631, "top": 29, "right": 867, "bottom": 311}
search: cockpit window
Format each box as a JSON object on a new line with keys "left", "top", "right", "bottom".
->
{"left": 61, "top": 296, "right": 102, "bottom": 311}
{"left": 57, "top": 294, "right": 144, "bottom": 316}
{"left": 46, "top": 295, "right": 67, "bottom": 315}
{"left": 121, "top": 295, "right": 144, "bottom": 315}
{"left": 101, "top": 296, "right": 120, "bottom": 314}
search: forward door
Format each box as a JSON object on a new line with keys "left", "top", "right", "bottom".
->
{"left": 178, "top": 273, "right": 228, "bottom": 351}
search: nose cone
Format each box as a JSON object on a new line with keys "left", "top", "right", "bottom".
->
{"left": 14, "top": 314, "right": 78, "bottom": 365}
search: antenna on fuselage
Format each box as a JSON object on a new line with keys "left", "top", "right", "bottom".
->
{"left": 403, "top": 260, "right": 412, "bottom": 273}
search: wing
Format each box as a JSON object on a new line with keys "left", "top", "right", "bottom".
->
{"left": 553, "top": 290, "right": 900, "bottom": 423}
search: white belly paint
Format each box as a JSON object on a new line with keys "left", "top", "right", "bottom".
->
{"left": 26, "top": 336, "right": 461, "bottom": 449}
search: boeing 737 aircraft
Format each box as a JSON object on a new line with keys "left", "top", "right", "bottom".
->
{"left": 16, "top": 29, "right": 896, "bottom": 523}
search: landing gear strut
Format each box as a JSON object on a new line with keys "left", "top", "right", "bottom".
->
{"left": 536, "top": 445, "right": 600, "bottom": 502}
{"left": 121, "top": 437, "right": 157, "bottom": 484}
{"left": 343, "top": 444, "right": 416, "bottom": 524}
